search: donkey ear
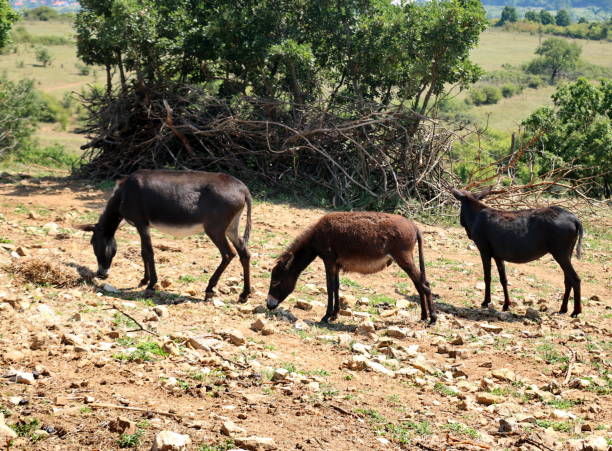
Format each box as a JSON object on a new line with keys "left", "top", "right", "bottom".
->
{"left": 474, "top": 187, "right": 493, "bottom": 200}
{"left": 76, "top": 224, "right": 96, "bottom": 232}
{"left": 451, "top": 189, "right": 466, "bottom": 201}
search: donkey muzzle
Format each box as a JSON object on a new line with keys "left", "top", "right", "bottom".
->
{"left": 266, "top": 295, "right": 279, "bottom": 310}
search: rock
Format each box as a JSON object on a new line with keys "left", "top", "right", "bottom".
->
{"left": 582, "top": 436, "right": 608, "bottom": 451}
{"left": 384, "top": 326, "right": 408, "bottom": 339}
{"left": 551, "top": 409, "right": 575, "bottom": 420}
{"left": 476, "top": 392, "right": 502, "bottom": 406}
{"left": 365, "top": 360, "right": 395, "bottom": 377}
{"left": 8, "top": 397, "right": 23, "bottom": 406}
{"left": 0, "top": 413, "right": 18, "bottom": 440}
{"left": 271, "top": 368, "right": 289, "bottom": 382}
{"left": 343, "top": 355, "right": 368, "bottom": 371}
{"left": 479, "top": 323, "right": 503, "bottom": 334}
{"left": 250, "top": 318, "right": 267, "bottom": 332}
{"left": 252, "top": 305, "right": 267, "bottom": 314}
{"left": 499, "top": 418, "right": 517, "bottom": 433}
{"left": 221, "top": 329, "right": 246, "bottom": 346}
{"left": 491, "top": 368, "right": 517, "bottom": 382}
{"left": 395, "top": 299, "right": 410, "bottom": 309}
{"left": 61, "top": 333, "right": 85, "bottom": 346}
{"left": 355, "top": 321, "right": 375, "bottom": 336}
{"left": 4, "top": 349, "right": 24, "bottom": 362}
{"left": 153, "top": 306, "right": 168, "bottom": 317}
{"left": 234, "top": 436, "right": 277, "bottom": 451}
{"left": 409, "top": 358, "right": 436, "bottom": 375}
{"left": 449, "top": 335, "right": 464, "bottom": 346}
{"left": 221, "top": 420, "right": 245, "bottom": 437}
{"left": 42, "top": 222, "right": 59, "bottom": 234}
{"left": 151, "top": 431, "right": 191, "bottom": 451}
{"left": 351, "top": 342, "right": 371, "bottom": 356}
{"left": 15, "top": 371, "right": 35, "bottom": 385}
{"left": 102, "top": 283, "right": 120, "bottom": 293}
{"left": 35, "top": 303, "right": 59, "bottom": 322}
{"left": 187, "top": 336, "right": 221, "bottom": 352}
{"left": 212, "top": 299, "right": 225, "bottom": 308}
{"left": 109, "top": 417, "right": 138, "bottom": 435}
{"left": 30, "top": 333, "right": 47, "bottom": 350}
{"left": 15, "top": 247, "right": 27, "bottom": 257}
{"left": 295, "top": 300, "right": 313, "bottom": 311}
{"left": 525, "top": 308, "right": 541, "bottom": 322}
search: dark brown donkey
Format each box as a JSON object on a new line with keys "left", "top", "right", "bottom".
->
{"left": 78, "top": 170, "right": 252, "bottom": 302}
{"left": 452, "top": 188, "right": 584, "bottom": 316}
{"left": 266, "top": 212, "right": 436, "bottom": 323}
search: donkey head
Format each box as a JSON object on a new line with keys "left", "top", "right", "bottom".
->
{"left": 77, "top": 223, "right": 117, "bottom": 279}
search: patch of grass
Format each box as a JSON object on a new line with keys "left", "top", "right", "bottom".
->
{"left": 356, "top": 408, "right": 387, "bottom": 423}
{"left": 340, "top": 277, "right": 362, "bottom": 289}
{"left": 536, "top": 343, "right": 569, "bottom": 365}
{"left": 79, "top": 406, "right": 92, "bottom": 414}
{"left": 547, "top": 398, "right": 582, "bottom": 409}
{"left": 136, "top": 420, "right": 151, "bottom": 429}
{"left": 117, "top": 430, "right": 143, "bottom": 448}
{"left": 113, "top": 312, "right": 138, "bottom": 329}
{"left": 369, "top": 294, "right": 396, "bottom": 307}
{"left": 9, "top": 418, "right": 41, "bottom": 440}
{"left": 402, "top": 420, "right": 432, "bottom": 436}
{"left": 178, "top": 274, "right": 197, "bottom": 283}
{"left": 434, "top": 382, "right": 458, "bottom": 397}
{"left": 113, "top": 340, "right": 168, "bottom": 362}
{"left": 443, "top": 422, "right": 479, "bottom": 439}
{"left": 197, "top": 440, "right": 236, "bottom": 451}
{"left": 387, "top": 394, "right": 401, "bottom": 405}
{"left": 0, "top": 237, "right": 12, "bottom": 243}
{"left": 534, "top": 419, "right": 572, "bottom": 433}
{"left": 281, "top": 362, "right": 297, "bottom": 373}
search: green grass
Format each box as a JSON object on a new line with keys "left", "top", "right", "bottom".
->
{"left": 117, "top": 430, "right": 143, "bottom": 448}
{"left": 442, "top": 422, "right": 479, "bottom": 439}
{"left": 9, "top": 418, "right": 42, "bottom": 441}
{"left": 434, "top": 382, "right": 458, "bottom": 397}
{"left": 113, "top": 341, "right": 168, "bottom": 362}
{"left": 547, "top": 398, "right": 582, "bottom": 409}
{"left": 534, "top": 419, "right": 572, "bottom": 433}
{"left": 198, "top": 440, "right": 235, "bottom": 451}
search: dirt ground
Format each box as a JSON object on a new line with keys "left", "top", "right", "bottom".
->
{"left": 0, "top": 172, "right": 610, "bottom": 451}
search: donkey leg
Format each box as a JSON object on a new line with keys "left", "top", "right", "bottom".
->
{"left": 553, "top": 253, "right": 580, "bottom": 316}
{"left": 331, "top": 270, "right": 341, "bottom": 321}
{"left": 136, "top": 225, "right": 157, "bottom": 294}
{"left": 321, "top": 261, "right": 337, "bottom": 323}
{"left": 494, "top": 258, "right": 511, "bottom": 311}
{"left": 204, "top": 226, "right": 236, "bottom": 301}
{"left": 480, "top": 253, "right": 492, "bottom": 308}
{"left": 394, "top": 251, "right": 429, "bottom": 322}
{"left": 227, "top": 219, "right": 251, "bottom": 303}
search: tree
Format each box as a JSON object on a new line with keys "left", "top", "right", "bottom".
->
{"left": 35, "top": 47, "right": 53, "bottom": 67}
{"left": 522, "top": 78, "right": 611, "bottom": 197}
{"left": 0, "top": 0, "right": 19, "bottom": 50}
{"left": 525, "top": 37, "right": 581, "bottom": 83}
{"left": 524, "top": 10, "right": 539, "bottom": 22}
{"left": 539, "top": 9, "right": 554, "bottom": 25}
{"left": 0, "top": 76, "right": 40, "bottom": 158}
{"left": 555, "top": 9, "right": 571, "bottom": 26}
{"left": 497, "top": 6, "right": 518, "bottom": 26}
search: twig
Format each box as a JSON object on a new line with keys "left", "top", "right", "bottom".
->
{"left": 446, "top": 433, "right": 491, "bottom": 449}
{"left": 330, "top": 404, "right": 358, "bottom": 417}
{"left": 89, "top": 403, "right": 178, "bottom": 418}
{"left": 514, "top": 436, "right": 556, "bottom": 451}
{"left": 414, "top": 443, "right": 440, "bottom": 451}
{"left": 209, "top": 347, "right": 249, "bottom": 370}
{"left": 105, "top": 304, "right": 159, "bottom": 337}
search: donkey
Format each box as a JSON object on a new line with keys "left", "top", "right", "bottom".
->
{"left": 452, "top": 188, "right": 584, "bottom": 317}
{"left": 266, "top": 212, "right": 436, "bottom": 323}
{"left": 78, "top": 169, "right": 252, "bottom": 302}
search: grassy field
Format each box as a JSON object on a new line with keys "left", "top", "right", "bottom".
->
{"left": 472, "top": 29, "right": 612, "bottom": 71}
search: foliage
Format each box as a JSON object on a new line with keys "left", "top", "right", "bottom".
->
{"left": 522, "top": 78, "right": 612, "bottom": 196}
{"left": 0, "top": 0, "right": 19, "bottom": 49}
{"left": 500, "top": 19, "right": 610, "bottom": 41}
{"left": 539, "top": 9, "right": 554, "bottom": 25}
{"left": 35, "top": 46, "right": 53, "bottom": 67}
{"left": 0, "top": 75, "right": 40, "bottom": 159}
{"left": 525, "top": 37, "right": 582, "bottom": 83}
{"left": 524, "top": 10, "right": 539, "bottom": 22}
{"left": 467, "top": 85, "right": 502, "bottom": 105}
{"left": 555, "top": 9, "right": 571, "bottom": 26}
{"left": 75, "top": 0, "right": 487, "bottom": 116}
{"left": 117, "top": 430, "right": 143, "bottom": 448}
{"left": 497, "top": 6, "right": 518, "bottom": 26}
{"left": 20, "top": 6, "right": 59, "bottom": 21}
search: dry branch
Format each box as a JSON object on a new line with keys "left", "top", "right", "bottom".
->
{"left": 104, "top": 304, "right": 159, "bottom": 337}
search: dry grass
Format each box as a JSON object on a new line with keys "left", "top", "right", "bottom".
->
{"left": 7, "top": 257, "right": 90, "bottom": 287}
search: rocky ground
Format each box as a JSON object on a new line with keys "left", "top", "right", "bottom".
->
{"left": 0, "top": 172, "right": 610, "bottom": 451}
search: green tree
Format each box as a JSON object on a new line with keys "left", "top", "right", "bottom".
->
{"left": 0, "top": 76, "right": 40, "bottom": 158}
{"left": 21, "top": 6, "right": 59, "bottom": 21}
{"left": 525, "top": 37, "right": 581, "bottom": 83}
{"left": 555, "top": 9, "right": 571, "bottom": 26}
{"left": 522, "top": 78, "right": 611, "bottom": 196}
{"left": 539, "top": 9, "right": 554, "bottom": 25}
{"left": 35, "top": 47, "right": 53, "bottom": 67}
{"left": 524, "top": 10, "right": 539, "bottom": 22}
{"left": 497, "top": 6, "right": 518, "bottom": 26}
{"left": 0, "top": 0, "right": 19, "bottom": 49}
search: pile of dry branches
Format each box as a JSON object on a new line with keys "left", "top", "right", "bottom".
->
{"left": 76, "top": 83, "right": 463, "bottom": 213}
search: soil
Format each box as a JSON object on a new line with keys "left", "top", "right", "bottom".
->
{"left": 0, "top": 173, "right": 610, "bottom": 451}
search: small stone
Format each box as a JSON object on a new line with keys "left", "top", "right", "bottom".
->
{"left": 551, "top": 409, "right": 575, "bottom": 420}
{"left": 15, "top": 247, "right": 27, "bottom": 257}
{"left": 384, "top": 326, "right": 408, "bottom": 339}
{"left": 475, "top": 281, "right": 486, "bottom": 290}
{"left": 491, "top": 368, "right": 517, "bottom": 382}
{"left": 295, "top": 300, "right": 313, "bottom": 311}
{"left": 0, "top": 413, "right": 18, "bottom": 440}
{"left": 234, "top": 436, "right": 277, "bottom": 451}
{"left": 220, "top": 420, "right": 245, "bottom": 437}
{"left": 395, "top": 299, "right": 410, "bottom": 309}
{"left": 272, "top": 368, "right": 289, "bottom": 382}
{"left": 449, "top": 335, "right": 464, "bottom": 346}
{"left": 110, "top": 417, "right": 138, "bottom": 435}
{"left": 365, "top": 360, "right": 395, "bottom": 377}
{"left": 221, "top": 329, "right": 246, "bottom": 346}
{"left": 410, "top": 358, "right": 436, "bottom": 375}
{"left": 153, "top": 306, "right": 168, "bottom": 317}
{"left": 151, "top": 431, "right": 191, "bottom": 451}
{"left": 15, "top": 372, "right": 35, "bottom": 385}
{"left": 102, "top": 283, "right": 120, "bottom": 293}
{"left": 355, "top": 321, "right": 375, "bottom": 336}
{"left": 250, "top": 318, "right": 267, "bottom": 332}
{"left": 499, "top": 418, "right": 517, "bottom": 433}
{"left": 160, "top": 279, "right": 172, "bottom": 288}
{"left": 582, "top": 436, "right": 608, "bottom": 451}
{"left": 476, "top": 392, "right": 502, "bottom": 405}
{"left": 343, "top": 355, "right": 368, "bottom": 371}
{"left": 62, "top": 333, "right": 85, "bottom": 346}
{"left": 525, "top": 308, "right": 541, "bottom": 322}
{"left": 30, "top": 333, "right": 47, "bottom": 350}
{"left": 479, "top": 323, "right": 503, "bottom": 334}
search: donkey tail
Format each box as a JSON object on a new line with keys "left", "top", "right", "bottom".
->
{"left": 416, "top": 227, "right": 427, "bottom": 282}
{"left": 243, "top": 190, "right": 252, "bottom": 244}
{"left": 575, "top": 218, "right": 583, "bottom": 260}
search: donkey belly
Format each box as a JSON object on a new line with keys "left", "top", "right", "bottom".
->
{"left": 151, "top": 222, "right": 204, "bottom": 237}
{"left": 338, "top": 256, "right": 392, "bottom": 274}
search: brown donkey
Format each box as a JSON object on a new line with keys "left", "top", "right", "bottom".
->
{"left": 266, "top": 212, "right": 436, "bottom": 323}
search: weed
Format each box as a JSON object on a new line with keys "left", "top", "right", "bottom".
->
{"left": 340, "top": 277, "right": 362, "bottom": 288}
{"left": 136, "top": 420, "right": 151, "bottom": 429}
{"left": 344, "top": 373, "right": 354, "bottom": 381}
{"left": 113, "top": 312, "right": 138, "bottom": 329}
{"left": 443, "top": 422, "right": 479, "bottom": 439}
{"left": 117, "top": 430, "right": 143, "bottom": 448}
{"left": 198, "top": 440, "right": 235, "bottom": 451}
{"left": 179, "top": 274, "right": 197, "bottom": 283}
{"left": 534, "top": 419, "right": 572, "bottom": 433}
{"left": 113, "top": 340, "right": 168, "bottom": 362}
{"left": 281, "top": 362, "right": 297, "bottom": 373}
{"left": 434, "top": 382, "right": 458, "bottom": 397}
{"left": 10, "top": 418, "right": 41, "bottom": 440}
{"left": 403, "top": 420, "right": 432, "bottom": 436}
{"left": 546, "top": 398, "right": 581, "bottom": 409}
{"left": 79, "top": 406, "right": 92, "bottom": 414}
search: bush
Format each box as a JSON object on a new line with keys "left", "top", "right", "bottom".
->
{"left": 0, "top": 76, "right": 39, "bottom": 159}
{"left": 482, "top": 85, "right": 502, "bottom": 104}
{"left": 35, "top": 47, "right": 53, "bottom": 67}
{"left": 501, "top": 84, "right": 518, "bottom": 97}
{"left": 12, "top": 143, "right": 77, "bottom": 168}
{"left": 36, "top": 93, "right": 70, "bottom": 129}
{"left": 75, "top": 62, "right": 92, "bottom": 76}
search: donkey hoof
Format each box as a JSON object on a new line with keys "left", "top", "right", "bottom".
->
{"left": 320, "top": 316, "right": 330, "bottom": 324}
{"left": 144, "top": 288, "right": 155, "bottom": 298}
{"left": 570, "top": 310, "right": 581, "bottom": 318}
{"left": 329, "top": 314, "right": 338, "bottom": 322}
{"left": 558, "top": 308, "right": 568, "bottom": 315}
{"left": 480, "top": 302, "right": 490, "bottom": 309}
{"left": 502, "top": 305, "right": 510, "bottom": 312}
{"left": 238, "top": 294, "right": 249, "bottom": 304}
{"left": 138, "top": 278, "right": 148, "bottom": 287}
{"left": 204, "top": 291, "right": 214, "bottom": 301}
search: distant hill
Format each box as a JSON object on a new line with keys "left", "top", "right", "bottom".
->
{"left": 10, "top": 0, "right": 79, "bottom": 11}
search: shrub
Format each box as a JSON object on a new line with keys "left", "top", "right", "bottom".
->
{"left": 0, "top": 76, "right": 39, "bottom": 159}
{"left": 75, "top": 62, "right": 92, "bottom": 76}
{"left": 501, "top": 84, "right": 517, "bottom": 97}
{"left": 35, "top": 47, "right": 53, "bottom": 67}
{"left": 482, "top": 85, "right": 502, "bottom": 104}
{"left": 36, "top": 93, "right": 70, "bottom": 129}
{"left": 467, "top": 87, "right": 487, "bottom": 105}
